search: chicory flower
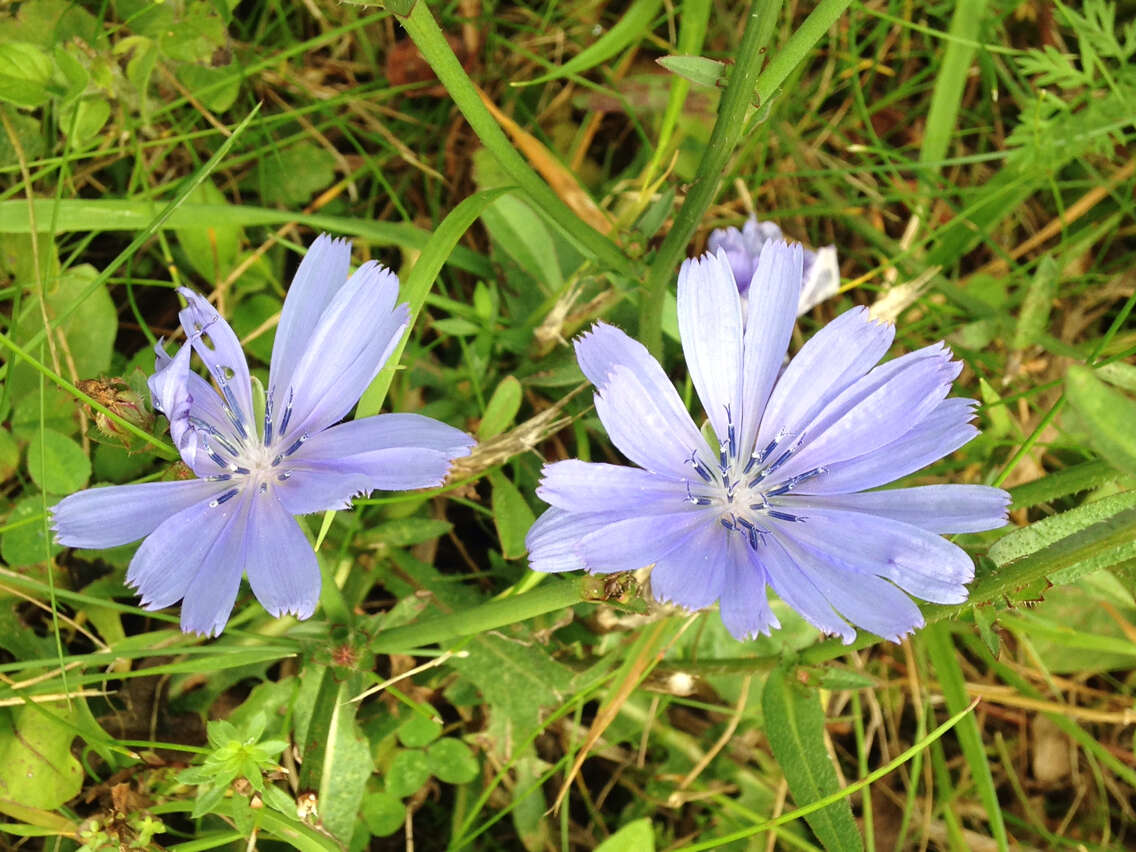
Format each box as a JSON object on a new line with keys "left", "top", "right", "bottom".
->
{"left": 526, "top": 242, "right": 1008, "bottom": 643}
{"left": 53, "top": 235, "right": 475, "bottom": 636}
{"left": 708, "top": 216, "right": 839, "bottom": 315}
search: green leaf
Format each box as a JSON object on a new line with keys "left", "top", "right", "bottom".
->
{"left": 762, "top": 664, "right": 862, "bottom": 852}
{"left": 595, "top": 818, "right": 655, "bottom": 852}
{"left": 518, "top": 0, "right": 663, "bottom": 86}
{"left": 361, "top": 790, "right": 405, "bottom": 837}
{"left": 0, "top": 42, "right": 53, "bottom": 108}
{"left": 0, "top": 428, "right": 18, "bottom": 481}
{"left": 0, "top": 706, "right": 83, "bottom": 810}
{"left": 356, "top": 186, "right": 509, "bottom": 418}
{"left": 426, "top": 738, "right": 479, "bottom": 785}
{"left": 174, "top": 181, "right": 244, "bottom": 284}
{"left": 0, "top": 497, "right": 60, "bottom": 567}
{"left": 990, "top": 490, "right": 1136, "bottom": 568}
{"left": 386, "top": 749, "right": 431, "bottom": 799}
{"left": 1011, "top": 255, "right": 1057, "bottom": 349}
{"left": 1065, "top": 364, "right": 1136, "bottom": 477}
{"left": 358, "top": 517, "right": 453, "bottom": 549}
{"left": 257, "top": 142, "right": 336, "bottom": 207}
{"left": 177, "top": 63, "right": 240, "bottom": 112}
{"left": 489, "top": 469, "right": 535, "bottom": 559}
{"left": 294, "top": 668, "right": 373, "bottom": 844}
{"left": 397, "top": 713, "right": 442, "bottom": 749}
{"left": 656, "top": 54, "right": 726, "bottom": 88}
{"left": 480, "top": 193, "right": 562, "bottom": 289}
{"left": 8, "top": 261, "right": 116, "bottom": 403}
{"left": 59, "top": 97, "right": 110, "bottom": 146}
{"left": 478, "top": 376, "right": 523, "bottom": 440}
{"left": 26, "top": 428, "right": 90, "bottom": 493}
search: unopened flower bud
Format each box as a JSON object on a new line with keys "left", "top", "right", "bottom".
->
{"left": 77, "top": 373, "right": 155, "bottom": 449}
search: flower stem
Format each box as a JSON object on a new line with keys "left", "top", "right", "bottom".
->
{"left": 369, "top": 577, "right": 592, "bottom": 652}
{"left": 638, "top": 0, "right": 784, "bottom": 357}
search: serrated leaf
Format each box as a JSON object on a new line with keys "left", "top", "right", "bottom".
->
{"left": 762, "top": 665, "right": 862, "bottom": 852}
{"left": 1065, "top": 364, "right": 1136, "bottom": 477}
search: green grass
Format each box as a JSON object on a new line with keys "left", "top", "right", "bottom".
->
{"left": 1, "top": 0, "right": 1135, "bottom": 849}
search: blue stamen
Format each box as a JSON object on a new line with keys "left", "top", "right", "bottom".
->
{"left": 263, "top": 392, "right": 274, "bottom": 446}
{"left": 284, "top": 433, "right": 310, "bottom": 458}
{"left": 278, "top": 387, "right": 294, "bottom": 437}
{"left": 687, "top": 452, "right": 714, "bottom": 483}
{"left": 766, "top": 466, "right": 827, "bottom": 497}
{"left": 205, "top": 474, "right": 231, "bottom": 482}
{"left": 768, "top": 509, "right": 802, "bottom": 523}
{"left": 209, "top": 488, "right": 239, "bottom": 507}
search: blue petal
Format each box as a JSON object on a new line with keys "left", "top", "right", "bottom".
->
{"left": 577, "top": 509, "right": 710, "bottom": 574}
{"left": 781, "top": 347, "right": 958, "bottom": 478}
{"left": 800, "top": 398, "right": 980, "bottom": 494}
{"left": 774, "top": 505, "right": 974, "bottom": 604}
{"left": 526, "top": 508, "right": 613, "bottom": 573}
{"left": 277, "top": 413, "right": 474, "bottom": 513}
{"left": 739, "top": 241, "right": 802, "bottom": 454}
{"left": 677, "top": 251, "right": 743, "bottom": 443}
{"left": 792, "top": 485, "right": 1010, "bottom": 534}
{"left": 53, "top": 479, "right": 226, "bottom": 549}
{"left": 148, "top": 340, "right": 197, "bottom": 466}
{"left": 718, "top": 536, "right": 779, "bottom": 640}
{"left": 270, "top": 235, "right": 353, "bottom": 405}
{"left": 536, "top": 460, "right": 683, "bottom": 515}
{"left": 277, "top": 263, "right": 409, "bottom": 440}
{"left": 177, "top": 289, "right": 256, "bottom": 439}
{"left": 244, "top": 491, "right": 320, "bottom": 620}
{"left": 646, "top": 520, "right": 731, "bottom": 611}
{"left": 758, "top": 306, "right": 894, "bottom": 449}
{"left": 178, "top": 494, "right": 251, "bottom": 636}
{"left": 593, "top": 365, "right": 708, "bottom": 479}
{"left": 758, "top": 536, "right": 855, "bottom": 643}
{"left": 574, "top": 324, "right": 706, "bottom": 477}
{"left": 779, "top": 534, "right": 925, "bottom": 642}
{"left": 126, "top": 491, "right": 242, "bottom": 616}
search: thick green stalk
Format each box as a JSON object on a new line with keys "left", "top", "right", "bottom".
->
{"left": 638, "top": 0, "right": 783, "bottom": 357}
{"left": 369, "top": 578, "right": 590, "bottom": 652}
{"left": 397, "top": 2, "right": 634, "bottom": 278}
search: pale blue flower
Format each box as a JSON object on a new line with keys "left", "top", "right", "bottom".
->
{"left": 708, "top": 216, "right": 839, "bottom": 314}
{"left": 54, "top": 235, "right": 474, "bottom": 636}
{"left": 526, "top": 242, "right": 1008, "bottom": 643}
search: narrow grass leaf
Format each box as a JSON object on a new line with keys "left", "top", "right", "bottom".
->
{"left": 762, "top": 663, "right": 862, "bottom": 852}
{"left": 922, "top": 623, "right": 1008, "bottom": 850}
{"left": 517, "top": 0, "right": 663, "bottom": 86}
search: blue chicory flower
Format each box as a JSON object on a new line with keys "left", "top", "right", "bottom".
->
{"left": 708, "top": 216, "right": 839, "bottom": 315}
{"left": 525, "top": 242, "right": 1009, "bottom": 643}
{"left": 53, "top": 235, "right": 475, "bottom": 636}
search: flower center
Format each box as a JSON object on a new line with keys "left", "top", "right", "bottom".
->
{"left": 683, "top": 408, "right": 825, "bottom": 551}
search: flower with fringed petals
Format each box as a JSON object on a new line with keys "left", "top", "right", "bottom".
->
{"left": 53, "top": 235, "right": 475, "bottom": 637}
{"left": 526, "top": 241, "right": 1008, "bottom": 643}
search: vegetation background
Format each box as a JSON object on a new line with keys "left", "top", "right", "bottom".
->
{"left": 0, "top": 0, "right": 1134, "bottom": 849}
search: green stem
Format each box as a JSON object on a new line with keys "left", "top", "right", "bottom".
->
{"left": 369, "top": 578, "right": 591, "bottom": 652}
{"left": 638, "top": 0, "right": 783, "bottom": 357}
{"left": 398, "top": 2, "right": 634, "bottom": 278}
